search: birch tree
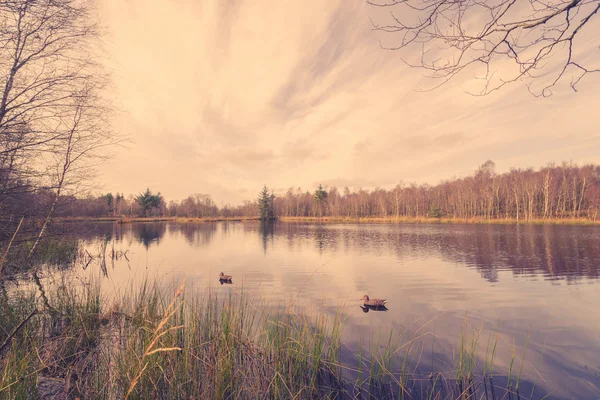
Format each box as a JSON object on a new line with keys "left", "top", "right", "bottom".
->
{"left": 1, "top": 0, "right": 116, "bottom": 255}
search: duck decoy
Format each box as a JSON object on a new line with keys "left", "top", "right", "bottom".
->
{"left": 219, "top": 272, "right": 233, "bottom": 282}
{"left": 360, "top": 295, "right": 387, "bottom": 307}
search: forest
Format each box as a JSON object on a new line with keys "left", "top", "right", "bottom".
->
{"left": 3, "top": 160, "right": 599, "bottom": 225}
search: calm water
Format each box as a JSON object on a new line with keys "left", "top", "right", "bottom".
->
{"left": 49, "top": 222, "right": 600, "bottom": 398}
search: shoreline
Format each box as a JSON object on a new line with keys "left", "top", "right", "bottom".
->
{"left": 53, "top": 216, "right": 261, "bottom": 223}
{"left": 280, "top": 216, "right": 600, "bottom": 225}
{"left": 51, "top": 215, "right": 600, "bottom": 225}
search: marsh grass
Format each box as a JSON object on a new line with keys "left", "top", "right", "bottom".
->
{"left": 0, "top": 279, "right": 546, "bottom": 399}
{"left": 0, "top": 237, "right": 79, "bottom": 276}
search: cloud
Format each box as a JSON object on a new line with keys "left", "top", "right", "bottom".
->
{"left": 270, "top": 2, "right": 370, "bottom": 119}
{"left": 220, "top": 147, "right": 277, "bottom": 168}
{"left": 97, "top": 0, "right": 600, "bottom": 203}
{"left": 281, "top": 138, "right": 329, "bottom": 161}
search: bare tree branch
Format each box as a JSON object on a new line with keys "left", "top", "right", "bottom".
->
{"left": 368, "top": 0, "right": 600, "bottom": 95}
{"left": 0, "top": 0, "right": 119, "bottom": 224}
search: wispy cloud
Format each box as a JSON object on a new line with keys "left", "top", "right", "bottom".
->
{"left": 98, "top": 0, "right": 600, "bottom": 203}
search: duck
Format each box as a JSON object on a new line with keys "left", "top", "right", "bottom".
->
{"left": 219, "top": 272, "right": 233, "bottom": 282}
{"left": 360, "top": 295, "right": 387, "bottom": 307}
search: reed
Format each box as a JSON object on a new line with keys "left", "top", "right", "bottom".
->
{"left": 0, "top": 278, "right": 546, "bottom": 399}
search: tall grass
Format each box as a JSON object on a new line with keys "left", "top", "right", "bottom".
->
{"left": 0, "top": 237, "right": 79, "bottom": 276}
{"left": 0, "top": 278, "right": 546, "bottom": 399}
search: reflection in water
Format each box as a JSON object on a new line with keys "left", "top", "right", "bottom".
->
{"left": 314, "top": 224, "right": 329, "bottom": 254}
{"left": 360, "top": 305, "right": 388, "bottom": 313}
{"left": 53, "top": 222, "right": 219, "bottom": 249}
{"left": 252, "top": 223, "right": 600, "bottom": 281}
{"left": 135, "top": 223, "right": 167, "bottom": 249}
{"left": 68, "top": 220, "right": 600, "bottom": 282}
{"left": 258, "top": 221, "right": 274, "bottom": 254}
{"left": 178, "top": 222, "right": 217, "bottom": 247}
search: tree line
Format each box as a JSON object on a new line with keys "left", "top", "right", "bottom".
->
{"left": 3, "top": 161, "right": 600, "bottom": 224}
{"left": 269, "top": 161, "right": 600, "bottom": 221}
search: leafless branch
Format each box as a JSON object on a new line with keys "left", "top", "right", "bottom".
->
{"left": 0, "top": 0, "right": 119, "bottom": 223}
{"left": 368, "top": 0, "right": 600, "bottom": 94}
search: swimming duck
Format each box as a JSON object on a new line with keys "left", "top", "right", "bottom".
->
{"left": 219, "top": 272, "right": 233, "bottom": 281}
{"left": 360, "top": 295, "right": 387, "bottom": 307}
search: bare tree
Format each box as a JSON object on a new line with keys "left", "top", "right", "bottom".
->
{"left": 0, "top": 0, "right": 117, "bottom": 269}
{"left": 12, "top": 160, "right": 600, "bottom": 222}
{"left": 368, "top": 0, "right": 600, "bottom": 95}
{"left": 0, "top": 0, "right": 116, "bottom": 232}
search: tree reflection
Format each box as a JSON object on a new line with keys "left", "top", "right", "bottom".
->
{"left": 314, "top": 224, "right": 327, "bottom": 254}
{"left": 436, "top": 225, "right": 600, "bottom": 282}
{"left": 259, "top": 221, "right": 274, "bottom": 254}
{"left": 43, "top": 221, "right": 600, "bottom": 283}
{"left": 133, "top": 223, "right": 167, "bottom": 249}
{"left": 272, "top": 224, "right": 600, "bottom": 283}
{"left": 177, "top": 223, "right": 217, "bottom": 247}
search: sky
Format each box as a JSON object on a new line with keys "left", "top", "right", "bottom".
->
{"left": 96, "top": 0, "right": 600, "bottom": 205}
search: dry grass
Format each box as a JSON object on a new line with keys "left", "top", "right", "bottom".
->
{"left": 54, "top": 217, "right": 262, "bottom": 224}
{"left": 0, "top": 278, "right": 546, "bottom": 399}
{"left": 54, "top": 217, "right": 176, "bottom": 223}
{"left": 52, "top": 215, "right": 600, "bottom": 226}
{"left": 279, "top": 216, "right": 600, "bottom": 225}
{"left": 174, "top": 217, "right": 261, "bottom": 223}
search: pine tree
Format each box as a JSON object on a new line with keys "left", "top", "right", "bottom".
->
{"left": 257, "top": 185, "right": 276, "bottom": 220}
{"left": 135, "top": 188, "right": 163, "bottom": 217}
{"left": 115, "top": 193, "right": 124, "bottom": 216}
{"left": 105, "top": 193, "right": 114, "bottom": 215}
{"left": 314, "top": 184, "right": 328, "bottom": 217}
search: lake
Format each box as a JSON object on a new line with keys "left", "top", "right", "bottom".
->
{"left": 41, "top": 221, "right": 600, "bottom": 398}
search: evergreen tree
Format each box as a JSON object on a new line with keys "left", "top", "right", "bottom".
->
{"left": 257, "top": 185, "right": 276, "bottom": 220}
{"left": 314, "top": 184, "right": 328, "bottom": 217}
{"left": 135, "top": 188, "right": 163, "bottom": 217}
{"left": 105, "top": 193, "right": 114, "bottom": 215}
{"left": 115, "top": 193, "right": 124, "bottom": 216}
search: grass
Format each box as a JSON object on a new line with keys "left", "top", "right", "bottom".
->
{"left": 0, "top": 278, "right": 548, "bottom": 399}
{"left": 0, "top": 237, "right": 80, "bottom": 276}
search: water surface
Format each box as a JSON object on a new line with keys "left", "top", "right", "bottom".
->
{"left": 49, "top": 221, "right": 600, "bottom": 398}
